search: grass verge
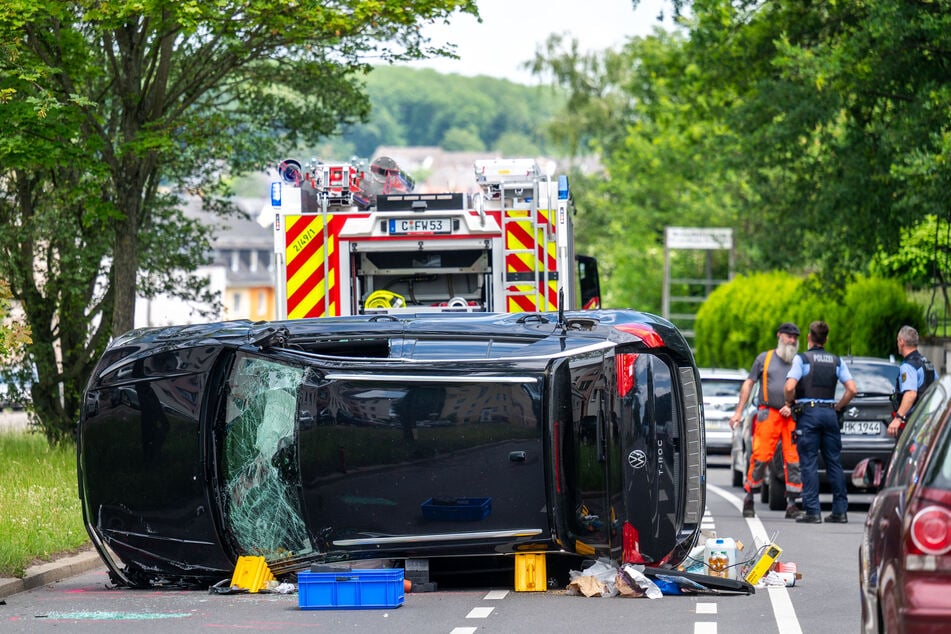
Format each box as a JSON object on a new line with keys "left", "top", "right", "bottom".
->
{"left": 0, "top": 430, "right": 89, "bottom": 578}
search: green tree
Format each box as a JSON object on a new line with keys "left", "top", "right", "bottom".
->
{"left": 532, "top": 29, "right": 742, "bottom": 312}
{"left": 682, "top": 0, "right": 951, "bottom": 281}
{"left": 331, "top": 66, "right": 564, "bottom": 158}
{"left": 440, "top": 126, "right": 485, "bottom": 151}
{"left": 0, "top": 0, "right": 477, "bottom": 442}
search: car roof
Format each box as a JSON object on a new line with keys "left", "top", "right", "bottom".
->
{"left": 843, "top": 355, "right": 898, "bottom": 366}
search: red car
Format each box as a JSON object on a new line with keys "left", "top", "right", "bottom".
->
{"left": 855, "top": 372, "right": 951, "bottom": 633}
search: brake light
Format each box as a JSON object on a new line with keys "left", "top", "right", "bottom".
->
{"left": 904, "top": 491, "right": 951, "bottom": 571}
{"left": 616, "top": 353, "right": 637, "bottom": 397}
{"left": 614, "top": 323, "right": 664, "bottom": 348}
{"left": 910, "top": 506, "right": 951, "bottom": 556}
{"left": 623, "top": 521, "right": 645, "bottom": 563}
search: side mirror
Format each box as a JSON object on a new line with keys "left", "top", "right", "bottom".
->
{"left": 851, "top": 457, "right": 885, "bottom": 491}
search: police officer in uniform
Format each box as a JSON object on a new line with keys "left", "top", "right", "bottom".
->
{"left": 784, "top": 321, "right": 857, "bottom": 524}
{"left": 888, "top": 325, "right": 936, "bottom": 437}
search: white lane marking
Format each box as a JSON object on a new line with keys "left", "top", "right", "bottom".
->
{"left": 707, "top": 483, "right": 803, "bottom": 634}
{"left": 695, "top": 622, "right": 718, "bottom": 634}
{"left": 708, "top": 482, "right": 771, "bottom": 548}
{"left": 483, "top": 590, "right": 508, "bottom": 600}
{"left": 768, "top": 587, "right": 804, "bottom": 634}
{"left": 466, "top": 607, "right": 494, "bottom": 619}
{"left": 450, "top": 629, "right": 478, "bottom": 634}
{"left": 696, "top": 602, "right": 718, "bottom": 614}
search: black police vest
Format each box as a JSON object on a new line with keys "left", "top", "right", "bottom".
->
{"left": 795, "top": 348, "right": 839, "bottom": 400}
{"left": 904, "top": 349, "right": 936, "bottom": 402}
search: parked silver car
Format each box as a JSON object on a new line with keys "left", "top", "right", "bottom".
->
{"left": 700, "top": 368, "right": 748, "bottom": 455}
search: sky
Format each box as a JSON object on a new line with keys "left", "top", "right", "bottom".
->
{"left": 405, "top": 0, "right": 675, "bottom": 84}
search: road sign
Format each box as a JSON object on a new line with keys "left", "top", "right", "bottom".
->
{"left": 665, "top": 227, "right": 733, "bottom": 250}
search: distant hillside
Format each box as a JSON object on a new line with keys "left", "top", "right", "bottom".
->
{"left": 316, "top": 65, "right": 566, "bottom": 159}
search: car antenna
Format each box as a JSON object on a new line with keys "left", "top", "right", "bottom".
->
{"left": 557, "top": 288, "right": 566, "bottom": 334}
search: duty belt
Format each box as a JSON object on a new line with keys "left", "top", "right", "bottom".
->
{"left": 801, "top": 400, "right": 835, "bottom": 408}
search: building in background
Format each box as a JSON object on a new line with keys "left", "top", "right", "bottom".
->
{"left": 134, "top": 197, "right": 275, "bottom": 328}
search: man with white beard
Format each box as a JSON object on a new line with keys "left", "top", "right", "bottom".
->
{"left": 729, "top": 322, "right": 804, "bottom": 519}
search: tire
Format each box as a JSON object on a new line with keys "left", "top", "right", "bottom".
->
{"left": 732, "top": 467, "right": 744, "bottom": 488}
{"left": 761, "top": 480, "right": 769, "bottom": 503}
{"left": 768, "top": 470, "right": 786, "bottom": 510}
{"left": 767, "top": 444, "right": 787, "bottom": 510}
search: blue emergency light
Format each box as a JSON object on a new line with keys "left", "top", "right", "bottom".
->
{"left": 558, "top": 175, "right": 569, "bottom": 200}
{"left": 270, "top": 182, "right": 281, "bottom": 207}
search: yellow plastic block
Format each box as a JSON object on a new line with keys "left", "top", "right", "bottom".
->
{"left": 230, "top": 555, "right": 275, "bottom": 593}
{"left": 514, "top": 553, "right": 547, "bottom": 592}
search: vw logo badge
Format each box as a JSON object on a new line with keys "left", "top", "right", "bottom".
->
{"left": 628, "top": 449, "right": 647, "bottom": 470}
{"left": 846, "top": 406, "right": 859, "bottom": 419}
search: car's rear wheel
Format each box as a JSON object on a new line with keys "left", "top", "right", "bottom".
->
{"left": 732, "top": 467, "right": 743, "bottom": 488}
{"left": 768, "top": 471, "right": 786, "bottom": 510}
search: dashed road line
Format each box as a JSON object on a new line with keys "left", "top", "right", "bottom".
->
{"left": 465, "top": 606, "right": 494, "bottom": 619}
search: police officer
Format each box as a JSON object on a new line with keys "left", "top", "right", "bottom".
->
{"left": 729, "top": 322, "right": 803, "bottom": 519}
{"left": 784, "top": 321, "right": 857, "bottom": 524}
{"left": 888, "top": 325, "right": 936, "bottom": 437}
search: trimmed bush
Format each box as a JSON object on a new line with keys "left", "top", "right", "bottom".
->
{"left": 695, "top": 273, "right": 924, "bottom": 366}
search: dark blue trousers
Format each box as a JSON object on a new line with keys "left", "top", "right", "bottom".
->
{"left": 796, "top": 406, "right": 848, "bottom": 516}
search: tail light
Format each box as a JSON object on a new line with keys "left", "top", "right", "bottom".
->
{"left": 616, "top": 353, "right": 637, "bottom": 397}
{"left": 904, "top": 491, "right": 951, "bottom": 571}
{"left": 614, "top": 323, "right": 664, "bottom": 348}
{"left": 623, "top": 521, "right": 645, "bottom": 563}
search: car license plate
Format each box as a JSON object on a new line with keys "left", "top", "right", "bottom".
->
{"left": 389, "top": 218, "right": 451, "bottom": 235}
{"left": 842, "top": 420, "right": 881, "bottom": 435}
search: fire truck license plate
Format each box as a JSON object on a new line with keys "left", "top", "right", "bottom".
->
{"left": 389, "top": 218, "right": 451, "bottom": 235}
{"left": 842, "top": 420, "right": 881, "bottom": 435}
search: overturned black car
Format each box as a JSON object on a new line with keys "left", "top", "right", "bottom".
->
{"left": 77, "top": 310, "right": 706, "bottom": 587}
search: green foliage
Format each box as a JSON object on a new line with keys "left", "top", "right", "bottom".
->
{"left": 695, "top": 272, "right": 802, "bottom": 368}
{"left": 870, "top": 215, "right": 948, "bottom": 290}
{"left": 0, "top": 431, "right": 87, "bottom": 578}
{"left": 440, "top": 126, "right": 486, "bottom": 152}
{"left": 535, "top": 0, "right": 951, "bottom": 316}
{"left": 0, "top": 280, "right": 30, "bottom": 359}
{"left": 328, "top": 66, "right": 564, "bottom": 158}
{"left": 696, "top": 273, "right": 925, "bottom": 367}
{"left": 839, "top": 277, "right": 925, "bottom": 358}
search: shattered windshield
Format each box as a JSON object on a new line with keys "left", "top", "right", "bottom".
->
{"left": 221, "top": 355, "right": 314, "bottom": 561}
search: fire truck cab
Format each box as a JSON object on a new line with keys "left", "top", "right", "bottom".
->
{"left": 269, "top": 157, "right": 600, "bottom": 318}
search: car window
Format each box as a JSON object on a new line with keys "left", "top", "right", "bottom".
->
{"left": 220, "top": 354, "right": 315, "bottom": 558}
{"left": 923, "top": 418, "right": 951, "bottom": 491}
{"left": 702, "top": 379, "right": 744, "bottom": 398}
{"left": 837, "top": 361, "right": 899, "bottom": 397}
{"left": 885, "top": 380, "right": 947, "bottom": 488}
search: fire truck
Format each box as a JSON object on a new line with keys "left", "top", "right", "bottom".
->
{"left": 269, "top": 156, "right": 601, "bottom": 319}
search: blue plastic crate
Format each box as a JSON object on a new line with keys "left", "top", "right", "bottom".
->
{"left": 420, "top": 496, "right": 491, "bottom": 521}
{"left": 298, "top": 569, "right": 404, "bottom": 610}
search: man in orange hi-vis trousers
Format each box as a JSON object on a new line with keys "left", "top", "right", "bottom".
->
{"left": 729, "top": 322, "right": 804, "bottom": 519}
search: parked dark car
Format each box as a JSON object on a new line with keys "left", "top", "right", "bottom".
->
{"left": 77, "top": 310, "right": 706, "bottom": 588}
{"left": 731, "top": 356, "right": 900, "bottom": 509}
{"left": 699, "top": 368, "right": 747, "bottom": 455}
{"left": 855, "top": 373, "right": 951, "bottom": 633}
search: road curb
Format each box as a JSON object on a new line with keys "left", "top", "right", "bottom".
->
{"left": 0, "top": 550, "right": 103, "bottom": 599}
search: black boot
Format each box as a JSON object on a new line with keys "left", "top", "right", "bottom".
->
{"left": 742, "top": 494, "right": 755, "bottom": 518}
{"left": 784, "top": 497, "right": 802, "bottom": 519}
